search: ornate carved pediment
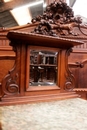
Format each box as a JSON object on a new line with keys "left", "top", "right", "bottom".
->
{"left": 31, "top": 0, "right": 85, "bottom": 37}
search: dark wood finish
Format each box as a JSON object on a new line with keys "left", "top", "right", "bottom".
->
{"left": 7, "top": 31, "right": 83, "bottom": 48}
{"left": 0, "top": 1, "right": 87, "bottom": 103}
{"left": 0, "top": 30, "right": 82, "bottom": 105}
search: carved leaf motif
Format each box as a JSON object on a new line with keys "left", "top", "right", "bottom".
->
{"left": 31, "top": 1, "right": 82, "bottom": 37}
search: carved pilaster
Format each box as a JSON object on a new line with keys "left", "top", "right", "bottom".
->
{"left": 64, "top": 48, "right": 75, "bottom": 91}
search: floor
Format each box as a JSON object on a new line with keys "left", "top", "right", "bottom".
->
{"left": 0, "top": 98, "right": 87, "bottom": 130}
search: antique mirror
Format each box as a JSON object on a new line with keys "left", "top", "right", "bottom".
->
{"left": 26, "top": 46, "right": 60, "bottom": 91}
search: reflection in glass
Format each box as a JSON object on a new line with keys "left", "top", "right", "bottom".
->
{"left": 29, "top": 49, "right": 58, "bottom": 86}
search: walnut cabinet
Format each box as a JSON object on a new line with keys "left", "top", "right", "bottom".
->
{"left": 0, "top": 31, "right": 83, "bottom": 105}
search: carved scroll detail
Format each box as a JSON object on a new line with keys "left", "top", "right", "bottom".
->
{"left": 64, "top": 48, "right": 75, "bottom": 91}
{"left": 1, "top": 65, "right": 19, "bottom": 96}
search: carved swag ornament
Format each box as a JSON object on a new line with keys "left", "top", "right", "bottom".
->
{"left": 31, "top": 0, "right": 82, "bottom": 37}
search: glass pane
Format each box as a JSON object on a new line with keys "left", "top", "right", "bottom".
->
{"left": 29, "top": 49, "right": 58, "bottom": 86}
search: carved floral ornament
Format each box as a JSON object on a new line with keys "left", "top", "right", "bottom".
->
{"left": 31, "top": 0, "right": 83, "bottom": 37}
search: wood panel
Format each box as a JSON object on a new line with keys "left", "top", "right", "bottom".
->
{"left": 0, "top": 34, "right": 15, "bottom": 82}
{"left": 0, "top": 23, "right": 36, "bottom": 82}
{"left": 69, "top": 52, "right": 87, "bottom": 88}
{"left": 68, "top": 49, "right": 87, "bottom": 100}
{"left": 0, "top": 59, "right": 15, "bottom": 82}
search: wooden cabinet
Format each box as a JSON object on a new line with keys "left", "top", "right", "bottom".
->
{"left": 0, "top": 31, "right": 82, "bottom": 105}
{"left": 0, "top": 0, "right": 87, "bottom": 104}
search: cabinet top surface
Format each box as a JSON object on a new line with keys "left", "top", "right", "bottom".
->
{"left": 7, "top": 31, "right": 84, "bottom": 49}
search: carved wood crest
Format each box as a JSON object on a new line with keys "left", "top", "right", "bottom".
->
{"left": 31, "top": 0, "right": 82, "bottom": 37}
